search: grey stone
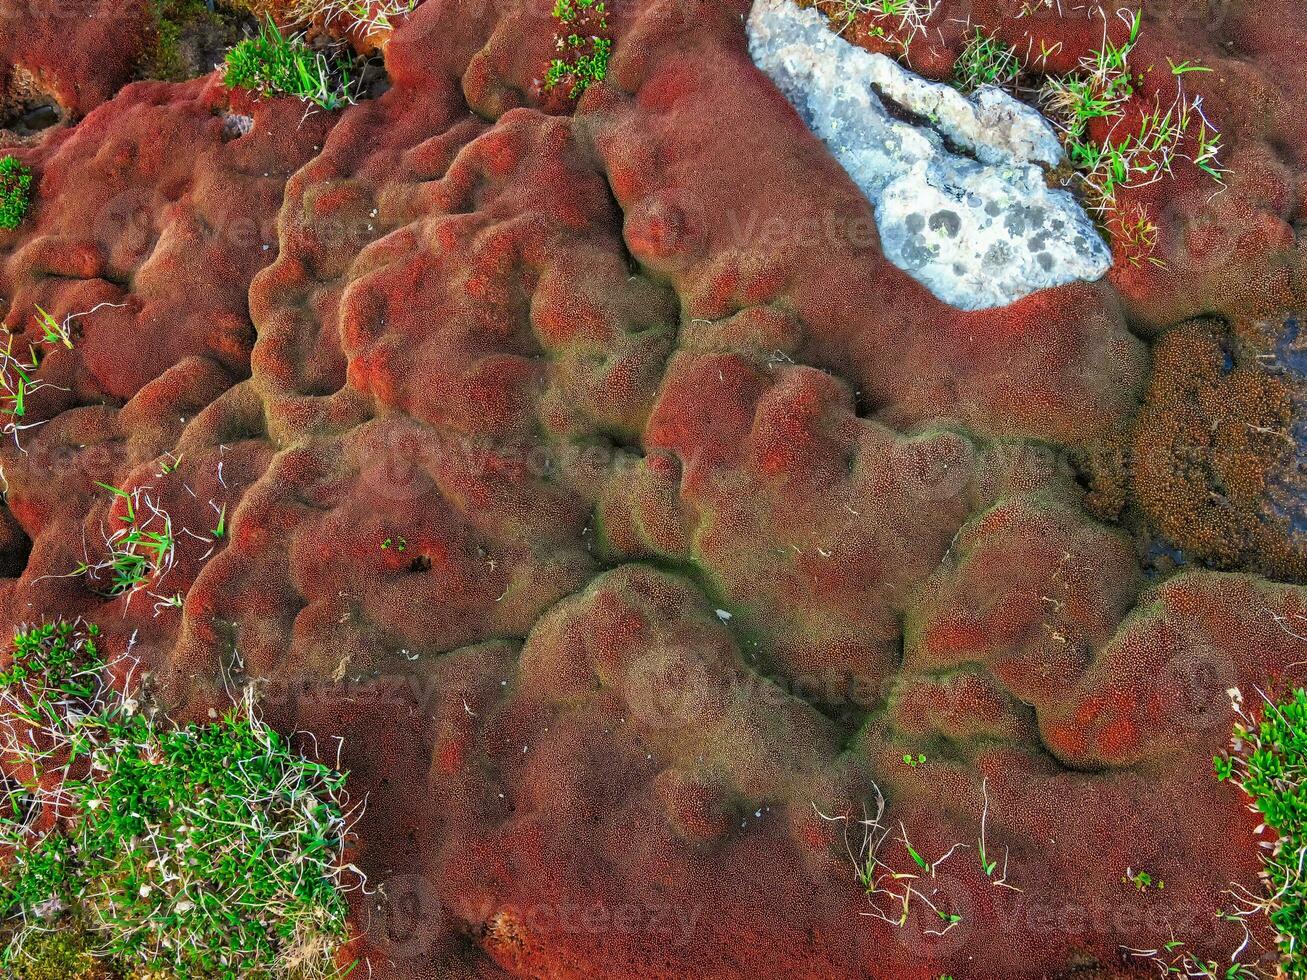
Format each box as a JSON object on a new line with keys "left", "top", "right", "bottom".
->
{"left": 745, "top": 0, "right": 1112, "bottom": 310}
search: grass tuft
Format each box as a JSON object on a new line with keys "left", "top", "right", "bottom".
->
{"left": 936, "top": 5, "right": 1225, "bottom": 266}
{"left": 827, "top": 0, "right": 938, "bottom": 50}
{"left": 224, "top": 18, "right": 358, "bottom": 110}
{"left": 953, "top": 28, "right": 1020, "bottom": 91}
{"left": 296, "top": 0, "right": 418, "bottom": 37}
{"left": 0, "top": 620, "right": 362, "bottom": 979}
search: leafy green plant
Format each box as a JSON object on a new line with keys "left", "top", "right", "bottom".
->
{"left": 953, "top": 28, "right": 1020, "bottom": 91}
{"left": 544, "top": 0, "right": 611, "bottom": 99}
{"left": 552, "top": 0, "right": 602, "bottom": 24}
{"left": 0, "top": 620, "right": 362, "bottom": 978}
{"left": 224, "top": 18, "right": 358, "bottom": 110}
{"left": 1123, "top": 867, "right": 1164, "bottom": 891}
{"left": 0, "top": 156, "right": 33, "bottom": 231}
{"left": 1214, "top": 687, "right": 1307, "bottom": 972}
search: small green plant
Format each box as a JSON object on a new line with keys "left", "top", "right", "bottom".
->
{"left": 32, "top": 307, "right": 71, "bottom": 350}
{"left": 901, "top": 752, "right": 925, "bottom": 766}
{"left": 1214, "top": 687, "right": 1307, "bottom": 971}
{"left": 0, "top": 620, "right": 362, "bottom": 978}
{"left": 0, "top": 337, "right": 40, "bottom": 426}
{"left": 1122, "top": 935, "right": 1258, "bottom": 978}
{"left": 552, "top": 0, "right": 602, "bottom": 23}
{"left": 953, "top": 28, "right": 1020, "bottom": 91}
{"left": 224, "top": 18, "right": 358, "bottom": 110}
{"left": 976, "top": 778, "right": 1017, "bottom": 890}
{"left": 80, "top": 484, "right": 182, "bottom": 601}
{"left": 1123, "top": 867, "right": 1164, "bottom": 891}
{"left": 815, "top": 791, "right": 965, "bottom": 936}
{"left": 544, "top": 0, "right": 611, "bottom": 98}
{"left": 0, "top": 156, "right": 33, "bottom": 231}
{"left": 211, "top": 501, "right": 227, "bottom": 540}
{"left": 1111, "top": 203, "right": 1165, "bottom": 269}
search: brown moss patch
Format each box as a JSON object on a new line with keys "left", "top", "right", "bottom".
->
{"left": 1130, "top": 319, "right": 1304, "bottom": 579}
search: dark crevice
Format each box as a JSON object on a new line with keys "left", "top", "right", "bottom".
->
{"left": 0, "top": 504, "right": 32, "bottom": 579}
{"left": 0, "top": 66, "right": 64, "bottom": 137}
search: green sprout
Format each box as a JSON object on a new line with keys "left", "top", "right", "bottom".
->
{"left": 0, "top": 156, "right": 33, "bottom": 231}
{"left": 0, "top": 621, "right": 362, "bottom": 978}
{"left": 1111, "top": 203, "right": 1166, "bottom": 269}
{"left": 223, "top": 18, "right": 359, "bottom": 111}
{"left": 953, "top": 28, "right": 1021, "bottom": 91}
{"left": 1123, "top": 867, "right": 1164, "bottom": 891}
{"left": 85, "top": 484, "right": 179, "bottom": 601}
{"left": 32, "top": 307, "right": 71, "bottom": 350}
{"left": 0, "top": 337, "right": 39, "bottom": 424}
{"left": 1168, "top": 57, "right": 1213, "bottom": 76}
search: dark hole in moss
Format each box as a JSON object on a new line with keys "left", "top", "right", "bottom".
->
{"left": 0, "top": 68, "right": 64, "bottom": 137}
{"left": 0, "top": 506, "right": 31, "bottom": 579}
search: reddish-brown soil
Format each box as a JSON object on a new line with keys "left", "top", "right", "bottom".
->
{"left": 1, "top": 0, "right": 1306, "bottom": 977}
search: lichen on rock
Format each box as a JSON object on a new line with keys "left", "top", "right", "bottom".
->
{"left": 746, "top": 0, "right": 1112, "bottom": 310}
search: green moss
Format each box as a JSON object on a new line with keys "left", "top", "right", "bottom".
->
{"left": 1216, "top": 687, "right": 1307, "bottom": 974}
{"left": 7, "top": 929, "right": 112, "bottom": 979}
{"left": 0, "top": 156, "right": 33, "bottom": 231}
{"left": 0, "top": 620, "right": 359, "bottom": 979}
{"left": 141, "top": 0, "right": 217, "bottom": 81}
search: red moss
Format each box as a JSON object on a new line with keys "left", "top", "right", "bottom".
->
{"left": 0, "top": 0, "right": 1303, "bottom": 976}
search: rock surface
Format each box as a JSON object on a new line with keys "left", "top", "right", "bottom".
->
{"left": 746, "top": 0, "right": 1111, "bottom": 310}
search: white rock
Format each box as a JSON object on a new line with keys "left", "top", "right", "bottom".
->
{"left": 746, "top": 0, "right": 1112, "bottom": 310}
